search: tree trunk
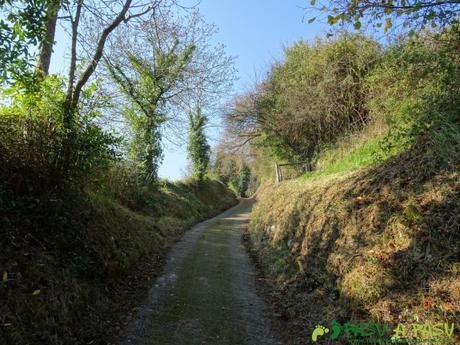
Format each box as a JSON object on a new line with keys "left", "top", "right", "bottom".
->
{"left": 37, "top": 0, "right": 60, "bottom": 77}
{"left": 70, "top": 0, "right": 133, "bottom": 110}
{"left": 64, "top": 0, "right": 83, "bottom": 127}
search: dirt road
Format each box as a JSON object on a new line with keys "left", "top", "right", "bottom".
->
{"left": 119, "top": 199, "right": 282, "bottom": 345}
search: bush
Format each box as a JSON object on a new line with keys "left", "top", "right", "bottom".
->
{"left": 256, "top": 34, "right": 380, "bottom": 162}
{"left": 367, "top": 25, "right": 460, "bottom": 164}
{"left": 0, "top": 77, "right": 118, "bottom": 201}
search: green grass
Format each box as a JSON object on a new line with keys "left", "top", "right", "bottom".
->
{"left": 300, "top": 136, "right": 381, "bottom": 181}
{"left": 300, "top": 109, "right": 460, "bottom": 183}
{"left": 250, "top": 125, "right": 460, "bottom": 344}
{"left": 300, "top": 130, "right": 404, "bottom": 182}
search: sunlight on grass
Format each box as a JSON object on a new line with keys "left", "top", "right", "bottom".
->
{"left": 300, "top": 130, "right": 403, "bottom": 181}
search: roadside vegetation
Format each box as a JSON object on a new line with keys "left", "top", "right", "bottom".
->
{"left": 2, "top": 0, "right": 460, "bottom": 344}
{"left": 221, "top": 9, "right": 460, "bottom": 345}
{"left": 0, "top": 1, "right": 236, "bottom": 344}
{"left": 1, "top": 174, "right": 236, "bottom": 344}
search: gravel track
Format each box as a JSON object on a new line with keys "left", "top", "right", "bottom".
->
{"left": 119, "top": 199, "right": 282, "bottom": 345}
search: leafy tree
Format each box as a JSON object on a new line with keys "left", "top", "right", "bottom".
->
{"left": 237, "top": 164, "right": 251, "bottom": 197}
{"left": 0, "top": 76, "right": 118, "bottom": 196}
{"left": 309, "top": 0, "right": 460, "bottom": 33}
{"left": 211, "top": 149, "right": 254, "bottom": 195}
{"left": 0, "top": 0, "right": 48, "bottom": 83}
{"left": 211, "top": 149, "right": 236, "bottom": 183}
{"left": 101, "top": 7, "right": 235, "bottom": 150}
{"left": 187, "top": 104, "right": 210, "bottom": 180}
{"left": 0, "top": 0, "right": 65, "bottom": 81}
{"left": 107, "top": 41, "right": 195, "bottom": 183}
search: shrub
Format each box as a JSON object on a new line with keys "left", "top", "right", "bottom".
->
{"left": 256, "top": 34, "right": 380, "bottom": 162}
{"left": 367, "top": 25, "right": 460, "bottom": 165}
{"left": 0, "top": 77, "right": 118, "bottom": 202}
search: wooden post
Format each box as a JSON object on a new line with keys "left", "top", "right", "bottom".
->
{"left": 275, "top": 162, "right": 280, "bottom": 184}
{"left": 276, "top": 160, "right": 313, "bottom": 182}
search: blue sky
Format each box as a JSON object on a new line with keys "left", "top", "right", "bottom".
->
{"left": 51, "top": 0, "right": 327, "bottom": 180}
{"left": 160, "top": 0, "right": 326, "bottom": 180}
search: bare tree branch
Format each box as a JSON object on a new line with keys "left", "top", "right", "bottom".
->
{"left": 70, "top": 0, "right": 134, "bottom": 110}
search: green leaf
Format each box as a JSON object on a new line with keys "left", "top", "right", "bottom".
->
{"left": 310, "top": 0, "right": 316, "bottom": 5}
{"left": 354, "top": 21, "right": 362, "bottom": 30}
{"left": 32, "top": 289, "right": 41, "bottom": 296}
{"left": 327, "top": 15, "right": 340, "bottom": 25}
{"left": 384, "top": 18, "right": 392, "bottom": 33}
{"left": 2, "top": 272, "right": 7, "bottom": 283}
{"left": 308, "top": 17, "right": 316, "bottom": 24}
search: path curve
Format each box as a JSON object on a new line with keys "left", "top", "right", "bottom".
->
{"left": 119, "top": 199, "right": 282, "bottom": 345}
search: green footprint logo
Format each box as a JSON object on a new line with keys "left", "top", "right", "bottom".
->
{"left": 329, "top": 320, "right": 342, "bottom": 340}
{"left": 311, "top": 325, "right": 329, "bottom": 342}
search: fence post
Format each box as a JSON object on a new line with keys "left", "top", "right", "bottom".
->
{"left": 275, "top": 162, "right": 280, "bottom": 184}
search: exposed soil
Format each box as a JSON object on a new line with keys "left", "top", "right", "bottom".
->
{"left": 118, "top": 199, "right": 283, "bottom": 345}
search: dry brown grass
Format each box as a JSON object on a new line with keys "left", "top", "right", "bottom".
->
{"left": 0, "top": 179, "right": 237, "bottom": 345}
{"left": 250, "top": 139, "right": 460, "bottom": 345}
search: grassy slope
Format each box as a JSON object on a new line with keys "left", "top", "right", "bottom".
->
{"left": 249, "top": 131, "right": 460, "bottom": 344}
{"left": 0, "top": 178, "right": 237, "bottom": 345}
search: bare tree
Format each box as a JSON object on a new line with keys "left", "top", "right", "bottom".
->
{"left": 61, "top": 0, "right": 162, "bottom": 119}
{"left": 221, "top": 85, "right": 265, "bottom": 152}
{"left": 99, "top": 7, "right": 235, "bottom": 144}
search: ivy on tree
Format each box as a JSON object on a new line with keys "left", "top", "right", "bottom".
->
{"left": 107, "top": 41, "right": 195, "bottom": 183}
{"left": 187, "top": 104, "right": 210, "bottom": 181}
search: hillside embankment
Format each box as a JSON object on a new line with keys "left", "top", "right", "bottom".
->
{"left": 1, "top": 178, "right": 237, "bottom": 345}
{"left": 248, "top": 140, "right": 459, "bottom": 345}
